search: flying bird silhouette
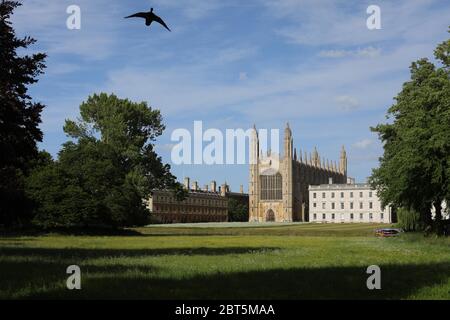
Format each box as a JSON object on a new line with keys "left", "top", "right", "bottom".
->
{"left": 125, "top": 8, "right": 171, "bottom": 31}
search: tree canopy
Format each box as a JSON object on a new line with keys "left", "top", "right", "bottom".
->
{"left": 370, "top": 29, "right": 450, "bottom": 233}
{"left": 0, "top": 1, "right": 46, "bottom": 226}
{"left": 27, "top": 93, "right": 185, "bottom": 228}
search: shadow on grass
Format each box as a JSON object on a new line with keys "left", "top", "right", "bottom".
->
{"left": 1, "top": 224, "right": 391, "bottom": 238}
{"left": 0, "top": 246, "right": 279, "bottom": 299}
{"left": 0, "top": 246, "right": 280, "bottom": 259}
{"left": 22, "top": 261, "right": 450, "bottom": 300}
{"left": 1, "top": 245, "right": 449, "bottom": 299}
{"left": 0, "top": 227, "right": 143, "bottom": 237}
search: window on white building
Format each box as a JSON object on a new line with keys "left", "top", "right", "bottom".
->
{"left": 322, "top": 203, "right": 326, "bottom": 209}
{"left": 350, "top": 192, "right": 353, "bottom": 198}
{"left": 360, "top": 213, "right": 363, "bottom": 219}
{"left": 340, "top": 192, "right": 344, "bottom": 198}
{"left": 331, "top": 192, "right": 335, "bottom": 198}
{"left": 381, "top": 213, "right": 384, "bottom": 220}
{"left": 313, "top": 214, "right": 317, "bottom": 220}
{"left": 313, "top": 193, "right": 316, "bottom": 199}
{"left": 359, "top": 192, "right": 363, "bottom": 197}
{"left": 313, "top": 203, "right": 317, "bottom": 208}
{"left": 322, "top": 213, "right": 326, "bottom": 220}
{"left": 332, "top": 213, "right": 335, "bottom": 220}
{"left": 322, "top": 192, "right": 326, "bottom": 198}
{"left": 369, "top": 202, "right": 373, "bottom": 209}
{"left": 340, "top": 203, "right": 344, "bottom": 209}
{"left": 331, "top": 203, "right": 335, "bottom": 209}
{"left": 359, "top": 202, "right": 363, "bottom": 209}
{"left": 350, "top": 213, "right": 354, "bottom": 220}
{"left": 350, "top": 202, "right": 354, "bottom": 209}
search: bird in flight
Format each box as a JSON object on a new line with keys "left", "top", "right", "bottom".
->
{"left": 125, "top": 8, "right": 171, "bottom": 32}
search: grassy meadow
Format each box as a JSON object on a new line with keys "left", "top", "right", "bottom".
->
{"left": 0, "top": 223, "right": 449, "bottom": 299}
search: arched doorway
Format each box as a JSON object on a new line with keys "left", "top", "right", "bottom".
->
{"left": 266, "top": 209, "right": 275, "bottom": 222}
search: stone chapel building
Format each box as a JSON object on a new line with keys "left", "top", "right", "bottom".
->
{"left": 249, "top": 123, "right": 348, "bottom": 222}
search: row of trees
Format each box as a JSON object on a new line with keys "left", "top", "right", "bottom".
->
{"left": 370, "top": 28, "right": 450, "bottom": 235}
{"left": 0, "top": 1, "right": 184, "bottom": 229}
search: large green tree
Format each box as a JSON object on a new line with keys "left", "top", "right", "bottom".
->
{"left": 0, "top": 1, "right": 46, "bottom": 226}
{"left": 27, "top": 93, "right": 184, "bottom": 228}
{"left": 228, "top": 198, "right": 249, "bottom": 222}
{"left": 370, "top": 30, "right": 450, "bottom": 233}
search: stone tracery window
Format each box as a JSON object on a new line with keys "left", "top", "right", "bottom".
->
{"left": 260, "top": 173, "right": 282, "bottom": 200}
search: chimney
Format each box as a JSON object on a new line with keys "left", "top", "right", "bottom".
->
{"left": 328, "top": 177, "right": 333, "bottom": 185}
{"left": 192, "top": 181, "right": 198, "bottom": 191}
{"left": 211, "top": 180, "right": 217, "bottom": 193}
{"left": 184, "top": 177, "right": 190, "bottom": 190}
{"left": 240, "top": 185, "right": 244, "bottom": 194}
{"left": 204, "top": 185, "right": 209, "bottom": 192}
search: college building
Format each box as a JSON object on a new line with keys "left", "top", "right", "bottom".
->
{"left": 308, "top": 182, "right": 393, "bottom": 223}
{"left": 249, "top": 123, "right": 348, "bottom": 222}
{"left": 147, "top": 178, "right": 248, "bottom": 224}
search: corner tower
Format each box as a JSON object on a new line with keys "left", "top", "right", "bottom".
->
{"left": 339, "top": 145, "right": 348, "bottom": 178}
{"left": 249, "top": 125, "right": 260, "bottom": 221}
{"left": 282, "top": 123, "right": 293, "bottom": 222}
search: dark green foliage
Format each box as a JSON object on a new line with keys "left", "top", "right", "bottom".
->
{"left": 27, "top": 93, "right": 185, "bottom": 228}
{"left": 228, "top": 198, "right": 249, "bottom": 222}
{"left": 370, "top": 29, "right": 450, "bottom": 234}
{"left": 0, "top": 1, "right": 46, "bottom": 227}
{"left": 397, "top": 207, "right": 423, "bottom": 232}
{"left": 27, "top": 141, "right": 150, "bottom": 228}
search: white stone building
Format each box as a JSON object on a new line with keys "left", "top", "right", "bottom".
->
{"left": 308, "top": 182, "right": 392, "bottom": 223}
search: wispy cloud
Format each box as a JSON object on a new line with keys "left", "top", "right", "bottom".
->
{"left": 12, "top": 0, "right": 122, "bottom": 60}
{"left": 353, "top": 139, "right": 374, "bottom": 149}
{"left": 319, "top": 46, "right": 381, "bottom": 58}
{"left": 335, "top": 95, "right": 360, "bottom": 111}
{"left": 239, "top": 72, "right": 248, "bottom": 81}
{"left": 264, "top": 0, "right": 450, "bottom": 46}
{"left": 152, "top": 0, "right": 226, "bottom": 20}
{"left": 13, "top": 0, "right": 450, "bottom": 186}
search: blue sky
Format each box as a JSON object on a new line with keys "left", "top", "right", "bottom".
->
{"left": 11, "top": 0, "right": 450, "bottom": 192}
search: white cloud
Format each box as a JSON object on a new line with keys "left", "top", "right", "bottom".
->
{"left": 239, "top": 72, "right": 248, "bottom": 81}
{"left": 353, "top": 139, "right": 374, "bottom": 149}
{"left": 356, "top": 46, "right": 381, "bottom": 58}
{"left": 264, "top": 0, "right": 450, "bottom": 47}
{"left": 156, "top": 143, "right": 176, "bottom": 152}
{"left": 318, "top": 50, "right": 349, "bottom": 58}
{"left": 152, "top": 0, "right": 225, "bottom": 20}
{"left": 216, "top": 47, "right": 258, "bottom": 64}
{"left": 319, "top": 46, "right": 381, "bottom": 58}
{"left": 101, "top": 39, "right": 434, "bottom": 124}
{"left": 12, "top": 0, "right": 122, "bottom": 60}
{"left": 46, "top": 63, "right": 81, "bottom": 75}
{"left": 335, "top": 95, "right": 360, "bottom": 111}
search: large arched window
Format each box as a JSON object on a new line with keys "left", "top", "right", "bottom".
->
{"left": 260, "top": 173, "right": 282, "bottom": 200}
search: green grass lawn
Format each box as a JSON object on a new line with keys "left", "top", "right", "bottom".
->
{"left": 0, "top": 223, "right": 449, "bottom": 299}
